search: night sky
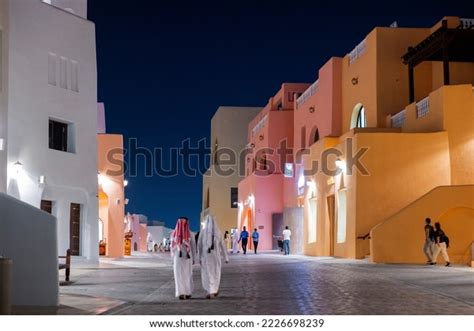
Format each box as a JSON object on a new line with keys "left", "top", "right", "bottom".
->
{"left": 88, "top": 0, "right": 473, "bottom": 231}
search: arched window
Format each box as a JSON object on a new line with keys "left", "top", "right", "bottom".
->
{"left": 310, "top": 127, "right": 320, "bottom": 145}
{"left": 350, "top": 103, "right": 367, "bottom": 129}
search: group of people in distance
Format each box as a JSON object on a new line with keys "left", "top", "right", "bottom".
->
{"left": 170, "top": 215, "right": 228, "bottom": 300}
{"left": 423, "top": 218, "right": 451, "bottom": 267}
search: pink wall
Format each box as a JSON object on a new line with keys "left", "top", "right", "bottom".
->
{"left": 139, "top": 223, "right": 148, "bottom": 252}
{"left": 294, "top": 57, "right": 343, "bottom": 152}
{"left": 238, "top": 83, "right": 310, "bottom": 250}
{"left": 130, "top": 214, "right": 140, "bottom": 251}
{"left": 238, "top": 174, "right": 285, "bottom": 250}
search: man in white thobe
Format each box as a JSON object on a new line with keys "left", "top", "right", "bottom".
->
{"left": 231, "top": 229, "right": 239, "bottom": 254}
{"left": 198, "top": 215, "right": 229, "bottom": 299}
{"left": 170, "top": 217, "right": 197, "bottom": 300}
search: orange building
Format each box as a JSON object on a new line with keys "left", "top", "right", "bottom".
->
{"left": 299, "top": 17, "right": 474, "bottom": 265}
{"left": 97, "top": 103, "right": 126, "bottom": 258}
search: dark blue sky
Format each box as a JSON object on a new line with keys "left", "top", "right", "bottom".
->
{"left": 88, "top": 1, "right": 473, "bottom": 230}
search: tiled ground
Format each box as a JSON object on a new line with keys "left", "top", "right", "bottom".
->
{"left": 53, "top": 252, "right": 474, "bottom": 315}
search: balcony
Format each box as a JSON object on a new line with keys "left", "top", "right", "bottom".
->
{"left": 296, "top": 80, "right": 319, "bottom": 109}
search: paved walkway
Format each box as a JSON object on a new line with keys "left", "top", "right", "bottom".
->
{"left": 51, "top": 252, "right": 474, "bottom": 315}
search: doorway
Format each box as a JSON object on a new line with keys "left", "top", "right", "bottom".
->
{"left": 326, "top": 195, "right": 335, "bottom": 256}
{"left": 69, "top": 203, "right": 81, "bottom": 256}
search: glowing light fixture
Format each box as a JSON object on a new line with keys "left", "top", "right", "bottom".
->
{"left": 13, "top": 161, "right": 23, "bottom": 174}
{"left": 97, "top": 172, "right": 103, "bottom": 186}
{"left": 124, "top": 179, "right": 129, "bottom": 187}
{"left": 39, "top": 175, "right": 46, "bottom": 184}
{"left": 335, "top": 158, "right": 346, "bottom": 172}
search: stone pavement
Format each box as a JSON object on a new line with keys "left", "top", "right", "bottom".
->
{"left": 51, "top": 252, "right": 474, "bottom": 315}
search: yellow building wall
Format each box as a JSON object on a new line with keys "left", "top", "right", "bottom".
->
{"left": 403, "top": 85, "right": 474, "bottom": 185}
{"left": 371, "top": 185, "right": 474, "bottom": 265}
{"left": 354, "top": 132, "right": 451, "bottom": 258}
{"left": 375, "top": 28, "right": 433, "bottom": 125}
{"left": 303, "top": 137, "right": 340, "bottom": 257}
{"left": 441, "top": 85, "right": 474, "bottom": 185}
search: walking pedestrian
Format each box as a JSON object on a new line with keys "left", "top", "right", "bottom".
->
{"left": 282, "top": 226, "right": 291, "bottom": 255}
{"left": 252, "top": 228, "right": 260, "bottom": 254}
{"left": 231, "top": 229, "right": 240, "bottom": 254}
{"left": 224, "top": 230, "right": 231, "bottom": 251}
{"left": 423, "top": 217, "right": 435, "bottom": 264}
{"left": 431, "top": 222, "right": 450, "bottom": 267}
{"left": 170, "top": 217, "right": 197, "bottom": 300}
{"left": 238, "top": 226, "right": 249, "bottom": 254}
{"left": 198, "top": 215, "right": 229, "bottom": 299}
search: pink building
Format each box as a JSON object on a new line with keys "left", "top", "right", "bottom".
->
{"left": 290, "top": 58, "right": 343, "bottom": 254}
{"left": 237, "top": 83, "right": 310, "bottom": 251}
{"left": 125, "top": 213, "right": 148, "bottom": 253}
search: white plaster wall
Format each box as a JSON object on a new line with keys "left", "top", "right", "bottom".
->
{"left": 0, "top": 193, "right": 59, "bottom": 306}
{"left": 2, "top": 0, "right": 98, "bottom": 260}
{"left": 0, "top": 0, "right": 10, "bottom": 193}
{"left": 147, "top": 225, "right": 172, "bottom": 250}
{"left": 45, "top": 0, "right": 87, "bottom": 19}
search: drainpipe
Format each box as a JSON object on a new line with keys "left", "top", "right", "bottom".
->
{"left": 0, "top": 257, "right": 12, "bottom": 315}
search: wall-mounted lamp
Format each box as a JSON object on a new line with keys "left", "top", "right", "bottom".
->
{"left": 309, "top": 107, "right": 315, "bottom": 113}
{"left": 13, "top": 161, "right": 23, "bottom": 174}
{"left": 351, "top": 77, "right": 359, "bottom": 85}
{"left": 124, "top": 179, "right": 129, "bottom": 187}
{"left": 124, "top": 198, "right": 129, "bottom": 205}
{"left": 259, "top": 135, "right": 264, "bottom": 141}
{"left": 335, "top": 158, "right": 346, "bottom": 172}
{"left": 39, "top": 175, "right": 46, "bottom": 184}
{"left": 97, "top": 171, "right": 103, "bottom": 186}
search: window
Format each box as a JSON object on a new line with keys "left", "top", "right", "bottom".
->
{"left": 213, "top": 139, "right": 218, "bottom": 165}
{"left": 48, "top": 53, "right": 57, "bottom": 86}
{"left": 356, "top": 107, "right": 366, "bottom": 128}
{"left": 337, "top": 190, "right": 347, "bottom": 243}
{"left": 70, "top": 60, "right": 79, "bottom": 92}
{"left": 230, "top": 187, "right": 238, "bottom": 209}
{"left": 301, "top": 126, "right": 306, "bottom": 149}
{"left": 49, "top": 119, "right": 75, "bottom": 153}
{"left": 308, "top": 198, "right": 317, "bottom": 243}
{"left": 310, "top": 127, "right": 319, "bottom": 145}
{"left": 59, "top": 57, "right": 68, "bottom": 89}
{"left": 350, "top": 104, "right": 367, "bottom": 129}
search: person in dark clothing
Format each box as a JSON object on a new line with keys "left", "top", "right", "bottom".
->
{"left": 238, "top": 226, "right": 249, "bottom": 254}
{"left": 423, "top": 217, "right": 435, "bottom": 264}
{"left": 252, "top": 228, "right": 260, "bottom": 254}
{"left": 431, "top": 222, "right": 450, "bottom": 267}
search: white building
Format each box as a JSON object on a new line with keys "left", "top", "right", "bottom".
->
{"left": 147, "top": 220, "right": 173, "bottom": 251}
{"left": 0, "top": 0, "right": 99, "bottom": 260}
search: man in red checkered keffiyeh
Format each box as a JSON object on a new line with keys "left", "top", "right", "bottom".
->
{"left": 170, "top": 217, "right": 196, "bottom": 300}
{"left": 171, "top": 217, "right": 191, "bottom": 257}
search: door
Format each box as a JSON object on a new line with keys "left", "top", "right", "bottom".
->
{"left": 272, "top": 213, "right": 284, "bottom": 250}
{"left": 40, "top": 200, "right": 53, "bottom": 214}
{"left": 326, "top": 195, "right": 336, "bottom": 256}
{"left": 69, "top": 203, "right": 81, "bottom": 256}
